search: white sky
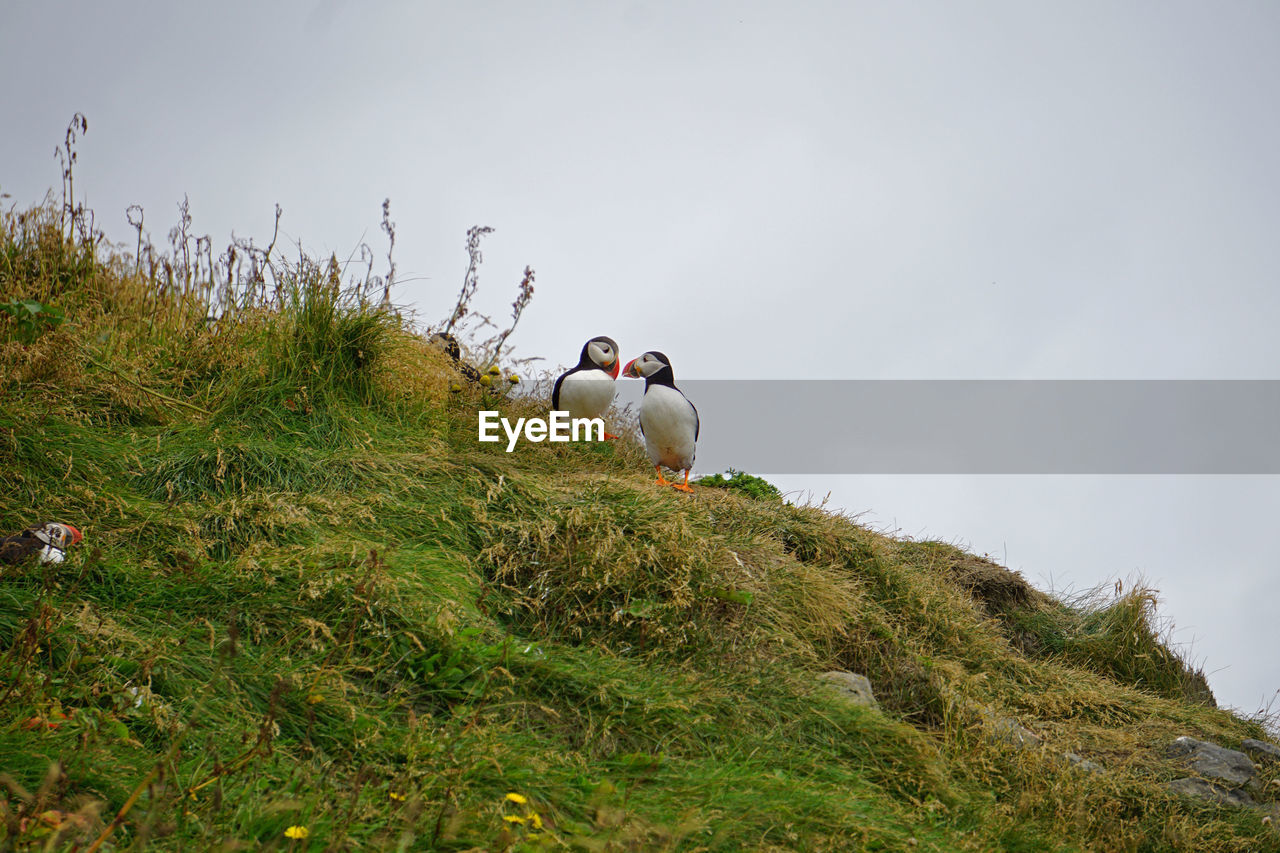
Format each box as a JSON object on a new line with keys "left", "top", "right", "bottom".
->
{"left": 3, "top": 1, "right": 1277, "bottom": 715}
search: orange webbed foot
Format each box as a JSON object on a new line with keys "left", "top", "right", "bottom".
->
{"left": 653, "top": 466, "right": 673, "bottom": 487}
{"left": 670, "top": 470, "right": 693, "bottom": 493}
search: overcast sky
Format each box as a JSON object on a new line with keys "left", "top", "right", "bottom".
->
{"left": 3, "top": 1, "right": 1277, "bottom": 716}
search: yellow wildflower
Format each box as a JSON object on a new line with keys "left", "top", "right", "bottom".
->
{"left": 389, "top": 791, "right": 405, "bottom": 802}
{"left": 504, "top": 792, "right": 528, "bottom": 805}
{"left": 284, "top": 825, "right": 309, "bottom": 839}
{"left": 528, "top": 811, "right": 543, "bottom": 829}
{"left": 503, "top": 815, "right": 526, "bottom": 824}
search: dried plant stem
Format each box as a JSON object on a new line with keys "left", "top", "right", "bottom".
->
{"left": 482, "top": 265, "right": 535, "bottom": 367}
{"left": 84, "top": 760, "right": 166, "bottom": 853}
{"left": 443, "top": 225, "right": 493, "bottom": 335}
{"left": 87, "top": 358, "right": 212, "bottom": 415}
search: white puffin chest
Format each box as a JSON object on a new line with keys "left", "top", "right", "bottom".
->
{"left": 639, "top": 385, "right": 698, "bottom": 471}
{"left": 557, "top": 370, "right": 616, "bottom": 420}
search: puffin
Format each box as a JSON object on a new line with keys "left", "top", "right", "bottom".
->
{"left": 429, "top": 332, "right": 483, "bottom": 385}
{"left": 0, "top": 522, "right": 82, "bottom": 565}
{"left": 622, "top": 351, "right": 699, "bottom": 492}
{"left": 552, "top": 336, "right": 621, "bottom": 438}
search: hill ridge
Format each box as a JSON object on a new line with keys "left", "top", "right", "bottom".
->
{"left": 2, "top": 196, "right": 1278, "bottom": 851}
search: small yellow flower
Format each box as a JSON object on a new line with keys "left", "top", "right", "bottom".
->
{"left": 479, "top": 374, "right": 493, "bottom": 387}
{"left": 502, "top": 814, "right": 526, "bottom": 824}
{"left": 528, "top": 811, "right": 543, "bottom": 829}
{"left": 284, "top": 825, "right": 309, "bottom": 839}
{"left": 389, "top": 791, "right": 405, "bottom": 802}
{"left": 508, "top": 374, "right": 520, "bottom": 384}
{"left": 504, "top": 792, "right": 528, "bottom": 804}
{"left": 488, "top": 364, "right": 502, "bottom": 375}
{"left": 450, "top": 382, "right": 462, "bottom": 393}
{"left": 306, "top": 693, "right": 323, "bottom": 705}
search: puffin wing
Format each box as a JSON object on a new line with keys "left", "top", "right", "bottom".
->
{"left": 636, "top": 385, "right": 648, "bottom": 439}
{"left": 669, "top": 386, "right": 699, "bottom": 441}
{"left": 686, "top": 393, "right": 699, "bottom": 441}
{"left": 552, "top": 368, "right": 570, "bottom": 410}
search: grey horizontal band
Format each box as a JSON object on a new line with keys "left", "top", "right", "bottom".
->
{"left": 517, "top": 380, "right": 1280, "bottom": 474}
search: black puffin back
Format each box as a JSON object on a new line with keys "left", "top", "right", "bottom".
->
{"left": 552, "top": 370, "right": 568, "bottom": 409}
{"left": 0, "top": 528, "right": 43, "bottom": 565}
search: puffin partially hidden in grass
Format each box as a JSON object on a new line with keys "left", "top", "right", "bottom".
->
{"left": 623, "top": 351, "right": 699, "bottom": 493}
{"left": 429, "top": 332, "right": 483, "bottom": 385}
{"left": 0, "top": 522, "right": 82, "bottom": 565}
{"left": 553, "top": 336, "right": 621, "bottom": 438}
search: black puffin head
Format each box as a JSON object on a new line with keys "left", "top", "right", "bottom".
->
{"left": 622, "top": 351, "right": 676, "bottom": 387}
{"left": 41, "top": 522, "right": 83, "bottom": 550}
{"left": 429, "top": 332, "right": 482, "bottom": 383}
{"left": 429, "top": 332, "right": 462, "bottom": 362}
{"left": 579, "top": 336, "right": 620, "bottom": 378}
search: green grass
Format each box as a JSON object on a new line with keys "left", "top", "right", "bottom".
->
{"left": 2, "top": 196, "right": 1278, "bottom": 852}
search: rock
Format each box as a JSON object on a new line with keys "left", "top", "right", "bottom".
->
{"left": 1167, "top": 777, "right": 1258, "bottom": 808}
{"left": 818, "top": 671, "right": 878, "bottom": 709}
{"left": 1165, "top": 736, "right": 1257, "bottom": 788}
{"left": 985, "top": 712, "right": 1042, "bottom": 749}
{"left": 1064, "top": 752, "right": 1105, "bottom": 774}
{"left": 971, "top": 705, "right": 1042, "bottom": 749}
{"left": 1242, "top": 738, "right": 1280, "bottom": 766}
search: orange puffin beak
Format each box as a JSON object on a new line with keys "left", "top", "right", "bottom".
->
{"left": 608, "top": 358, "right": 620, "bottom": 379}
{"left": 622, "top": 358, "right": 638, "bottom": 378}
{"left": 66, "top": 525, "right": 83, "bottom": 544}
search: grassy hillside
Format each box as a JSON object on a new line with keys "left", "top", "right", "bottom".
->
{"left": 2, "top": 192, "right": 1278, "bottom": 852}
